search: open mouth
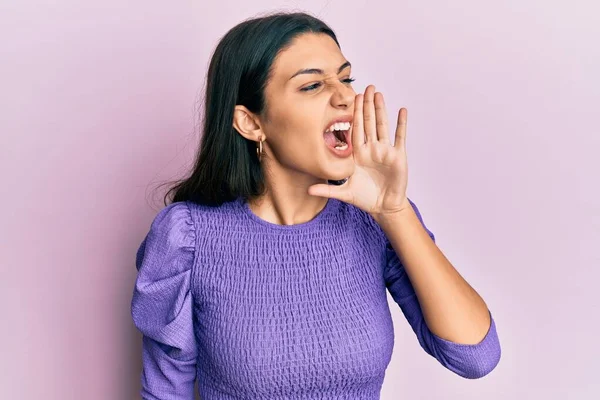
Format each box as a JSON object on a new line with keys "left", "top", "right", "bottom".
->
{"left": 323, "top": 122, "right": 351, "bottom": 151}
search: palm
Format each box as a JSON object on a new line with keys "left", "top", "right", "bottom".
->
{"left": 309, "top": 85, "right": 411, "bottom": 217}
{"left": 345, "top": 144, "right": 407, "bottom": 215}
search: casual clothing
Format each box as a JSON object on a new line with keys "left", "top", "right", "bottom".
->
{"left": 131, "top": 197, "right": 500, "bottom": 399}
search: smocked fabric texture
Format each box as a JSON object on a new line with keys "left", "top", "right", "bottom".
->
{"left": 131, "top": 197, "right": 501, "bottom": 399}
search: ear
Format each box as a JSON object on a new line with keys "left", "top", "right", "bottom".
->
{"left": 233, "top": 105, "right": 265, "bottom": 142}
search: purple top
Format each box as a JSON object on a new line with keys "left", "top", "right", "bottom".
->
{"left": 131, "top": 197, "right": 500, "bottom": 399}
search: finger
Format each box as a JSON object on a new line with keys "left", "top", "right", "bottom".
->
{"left": 394, "top": 107, "right": 407, "bottom": 149}
{"left": 308, "top": 183, "right": 353, "bottom": 203}
{"left": 352, "top": 93, "right": 365, "bottom": 149}
{"left": 374, "top": 92, "right": 389, "bottom": 143}
{"left": 363, "top": 85, "right": 377, "bottom": 143}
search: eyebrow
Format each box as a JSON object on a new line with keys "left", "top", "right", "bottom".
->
{"left": 288, "top": 61, "right": 352, "bottom": 81}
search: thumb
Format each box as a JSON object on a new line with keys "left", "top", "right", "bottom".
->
{"left": 308, "top": 183, "right": 353, "bottom": 203}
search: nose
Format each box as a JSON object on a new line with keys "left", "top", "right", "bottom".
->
{"left": 330, "top": 82, "right": 355, "bottom": 109}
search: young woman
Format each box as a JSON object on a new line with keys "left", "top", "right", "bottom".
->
{"left": 131, "top": 11, "right": 501, "bottom": 400}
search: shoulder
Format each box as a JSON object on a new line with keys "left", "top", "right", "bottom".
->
{"left": 135, "top": 201, "right": 197, "bottom": 274}
{"left": 332, "top": 197, "right": 434, "bottom": 242}
{"left": 146, "top": 201, "right": 196, "bottom": 247}
{"left": 149, "top": 201, "right": 195, "bottom": 235}
{"left": 185, "top": 198, "right": 244, "bottom": 231}
{"left": 147, "top": 198, "right": 240, "bottom": 236}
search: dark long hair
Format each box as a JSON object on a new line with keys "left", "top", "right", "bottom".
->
{"left": 161, "top": 11, "right": 340, "bottom": 207}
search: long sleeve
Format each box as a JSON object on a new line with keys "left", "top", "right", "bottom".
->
{"left": 383, "top": 198, "right": 501, "bottom": 379}
{"left": 131, "top": 202, "right": 198, "bottom": 399}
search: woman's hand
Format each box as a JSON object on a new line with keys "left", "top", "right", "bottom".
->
{"left": 308, "top": 85, "right": 411, "bottom": 219}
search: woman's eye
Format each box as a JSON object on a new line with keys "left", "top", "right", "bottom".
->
{"left": 300, "top": 77, "right": 356, "bottom": 92}
{"left": 301, "top": 83, "right": 322, "bottom": 92}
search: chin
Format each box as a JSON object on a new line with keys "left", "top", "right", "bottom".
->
{"left": 325, "top": 160, "right": 355, "bottom": 182}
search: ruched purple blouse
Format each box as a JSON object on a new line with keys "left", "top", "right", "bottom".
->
{"left": 131, "top": 197, "right": 500, "bottom": 399}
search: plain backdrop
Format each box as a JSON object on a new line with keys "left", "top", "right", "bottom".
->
{"left": 1, "top": 0, "right": 598, "bottom": 399}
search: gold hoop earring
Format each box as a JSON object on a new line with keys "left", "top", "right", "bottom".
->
{"left": 256, "top": 137, "right": 263, "bottom": 162}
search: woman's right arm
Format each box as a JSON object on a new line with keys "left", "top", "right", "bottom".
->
{"left": 131, "top": 202, "right": 198, "bottom": 399}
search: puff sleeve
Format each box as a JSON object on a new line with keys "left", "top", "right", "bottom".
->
{"left": 131, "top": 202, "right": 198, "bottom": 399}
{"left": 383, "top": 198, "right": 501, "bottom": 379}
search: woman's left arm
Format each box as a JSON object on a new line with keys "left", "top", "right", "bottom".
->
{"left": 377, "top": 198, "right": 501, "bottom": 379}
{"left": 375, "top": 200, "right": 491, "bottom": 346}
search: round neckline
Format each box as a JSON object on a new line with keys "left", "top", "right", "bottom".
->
{"left": 239, "top": 197, "right": 337, "bottom": 231}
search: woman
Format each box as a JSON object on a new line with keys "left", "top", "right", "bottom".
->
{"left": 131, "top": 11, "right": 501, "bottom": 399}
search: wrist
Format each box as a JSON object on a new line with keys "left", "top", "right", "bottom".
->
{"left": 370, "top": 198, "right": 413, "bottom": 226}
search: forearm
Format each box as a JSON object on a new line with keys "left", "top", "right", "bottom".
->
{"left": 374, "top": 205, "right": 491, "bottom": 345}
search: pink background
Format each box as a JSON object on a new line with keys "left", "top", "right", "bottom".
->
{"left": 1, "top": 1, "right": 598, "bottom": 399}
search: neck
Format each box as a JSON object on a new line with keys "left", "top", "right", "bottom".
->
{"left": 247, "top": 166, "right": 329, "bottom": 226}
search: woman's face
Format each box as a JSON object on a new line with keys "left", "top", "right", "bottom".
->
{"left": 260, "top": 33, "right": 357, "bottom": 182}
